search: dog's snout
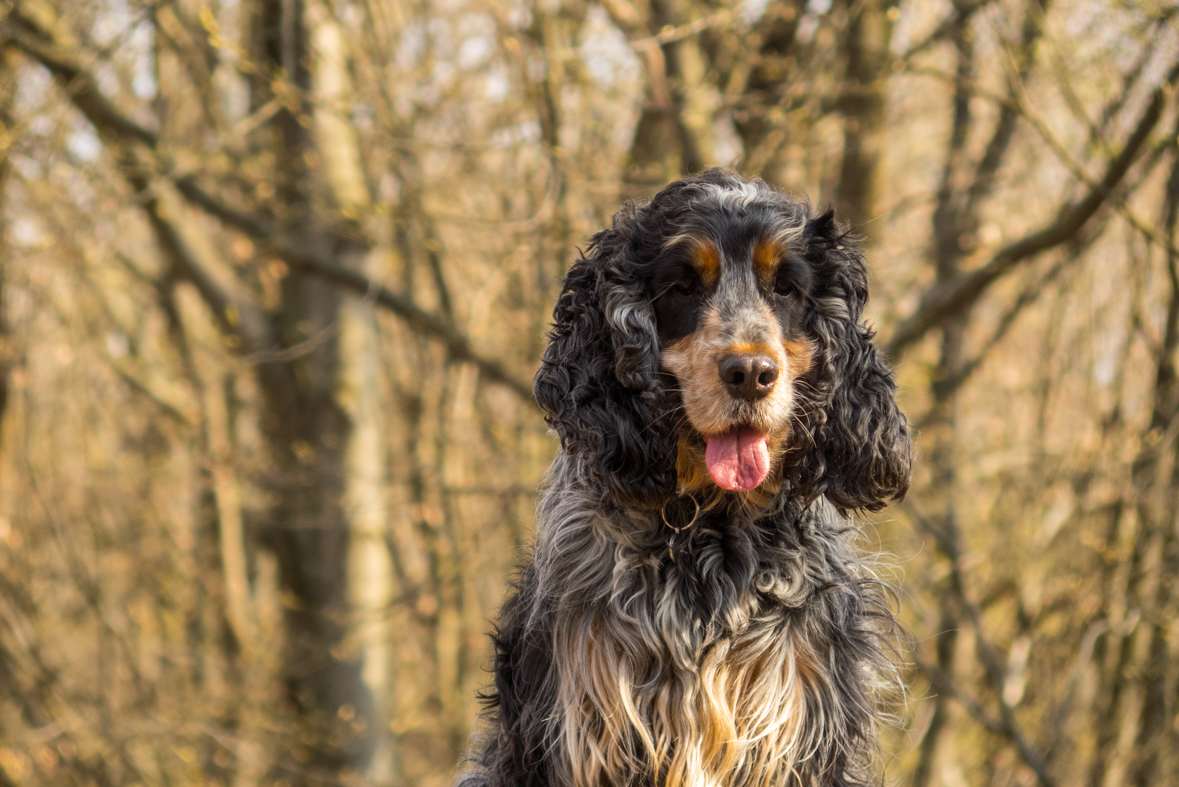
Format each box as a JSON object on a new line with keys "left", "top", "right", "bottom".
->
{"left": 719, "top": 354, "right": 779, "bottom": 400}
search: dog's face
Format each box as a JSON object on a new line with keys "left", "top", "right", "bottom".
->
{"left": 643, "top": 189, "right": 818, "bottom": 496}
{"left": 535, "top": 169, "right": 911, "bottom": 512}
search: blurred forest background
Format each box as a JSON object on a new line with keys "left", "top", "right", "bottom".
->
{"left": 0, "top": 0, "right": 1177, "bottom": 785}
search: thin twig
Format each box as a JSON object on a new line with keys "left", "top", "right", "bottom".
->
{"left": 903, "top": 502, "right": 1058, "bottom": 787}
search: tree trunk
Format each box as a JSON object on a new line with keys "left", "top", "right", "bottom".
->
{"left": 247, "top": 0, "right": 378, "bottom": 781}
{"left": 1127, "top": 133, "right": 1179, "bottom": 787}
{"left": 834, "top": 0, "right": 895, "bottom": 242}
{"left": 620, "top": 0, "right": 717, "bottom": 198}
{"left": 309, "top": 3, "right": 397, "bottom": 781}
{"left": 0, "top": 52, "right": 15, "bottom": 444}
{"left": 732, "top": 0, "right": 806, "bottom": 188}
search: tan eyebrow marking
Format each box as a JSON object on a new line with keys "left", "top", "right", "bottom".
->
{"left": 752, "top": 238, "right": 783, "bottom": 282}
{"left": 689, "top": 238, "right": 721, "bottom": 287}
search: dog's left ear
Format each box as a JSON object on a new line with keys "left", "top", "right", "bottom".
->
{"left": 533, "top": 209, "right": 679, "bottom": 510}
{"left": 793, "top": 210, "right": 912, "bottom": 513}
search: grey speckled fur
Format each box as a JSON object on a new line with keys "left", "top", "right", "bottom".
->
{"left": 458, "top": 170, "right": 911, "bottom": 787}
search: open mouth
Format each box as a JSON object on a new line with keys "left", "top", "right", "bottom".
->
{"left": 703, "top": 425, "right": 770, "bottom": 492}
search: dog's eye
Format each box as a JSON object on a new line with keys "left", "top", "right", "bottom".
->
{"left": 772, "top": 256, "right": 813, "bottom": 300}
{"left": 773, "top": 274, "right": 798, "bottom": 297}
{"left": 673, "top": 278, "right": 698, "bottom": 296}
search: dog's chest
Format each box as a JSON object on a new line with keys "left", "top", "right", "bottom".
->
{"left": 556, "top": 556, "right": 823, "bottom": 787}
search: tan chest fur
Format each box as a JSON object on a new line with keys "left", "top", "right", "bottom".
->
{"left": 554, "top": 608, "right": 830, "bottom": 787}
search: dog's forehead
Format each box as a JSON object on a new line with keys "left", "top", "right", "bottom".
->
{"left": 708, "top": 184, "right": 798, "bottom": 229}
{"left": 661, "top": 185, "right": 808, "bottom": 270}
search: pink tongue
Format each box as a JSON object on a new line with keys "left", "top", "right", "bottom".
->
{"left": 704, "top": 427, "right": 770, "bottom": 492}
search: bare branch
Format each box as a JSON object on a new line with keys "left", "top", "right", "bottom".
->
{"left": 900, "top": 0, "right": 996, "bottom": 62}
{"left": 3, "top": 13, "right": 159, "bottom": 147}
{"left": 176, "top": 174, "right": 534, "bottom": 398}
{"left": 273, "top": 242, "right": 535, "bottom": 400}
{"left": 913, "top": 655, "right": 1006, "bottom": 735}
{"left": 3, "top": 10, "right": 537, "bottom": 403}
{"left": 904, "top": 503, "right": 1058, "bottom": 787}
{"left": 962, "top": 0, "right": 1049, "bottom": 220}
{"left": 916, "top": 247, "right": 1077, "bottom": 419}
{"left": 886, "top": 60, "right": 1179, "bottom": 356}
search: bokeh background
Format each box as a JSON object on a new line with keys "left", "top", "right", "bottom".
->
{"left": 0, "top": 0, "right": 1177, "bottom": 785}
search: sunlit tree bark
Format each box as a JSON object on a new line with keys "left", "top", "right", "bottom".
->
{"left": 240, "top": 0, "right": 379, "bottom": 780}
{"left": 833, "top": 0, "right": 895, "bottom": 241}
{"left": 0, "top": 52, "right": 13, "bottom": 443}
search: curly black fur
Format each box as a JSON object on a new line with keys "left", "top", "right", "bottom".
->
{"left": 460, "top": 169, "right": 911, "bottom": 787}
{"left": 534, "top": 206, "right": 681, "bottom": 509}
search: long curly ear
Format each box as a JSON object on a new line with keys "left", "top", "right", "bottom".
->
{"left": 533, "top": 209, "right": 679, "bottom": 509}
{"left": 789, "top": 210, "right": 912, "bottom": 513}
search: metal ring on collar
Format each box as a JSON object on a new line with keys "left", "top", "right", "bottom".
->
{"left": 661, "top": 495, "right": 700, "bottom": 534}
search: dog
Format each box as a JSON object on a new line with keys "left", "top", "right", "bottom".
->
{"left": 459, "top": 169, "right": 911, "bottom": 787}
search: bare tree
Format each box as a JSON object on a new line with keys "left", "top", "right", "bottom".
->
{"left": 1, "top": 2, "right": 1178, "bottom": 787}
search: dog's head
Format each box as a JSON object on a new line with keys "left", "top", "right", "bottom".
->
{"left": 534, "top": 169, "right": 911, "bottom": 512}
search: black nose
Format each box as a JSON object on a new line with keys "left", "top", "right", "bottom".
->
{"left": 718, "top": 354, "right": 779, "bottom": 400}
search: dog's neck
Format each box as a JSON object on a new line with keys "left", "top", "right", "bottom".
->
{"left": 529, "top": 454, "right": 888, "bottom": 787}
{"left": 535, "top": 461, "right": 847, "bottom": 627}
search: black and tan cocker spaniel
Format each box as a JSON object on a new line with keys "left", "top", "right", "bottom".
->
{"left": 459, "top": 168, "right": 912, "bottom": 787}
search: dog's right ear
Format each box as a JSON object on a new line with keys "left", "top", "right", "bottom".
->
{"left": 534, "top": 211, "right": 679, "bottom": 510}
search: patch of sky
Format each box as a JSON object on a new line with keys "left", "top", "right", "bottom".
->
{"left": 93, "top": 0, "right": 133, "bottom": 47}
{"left": 96, "top": 62, "right": 120, "bottom": 98}
{"left": 133, "top": 72, "right": 158, "bottom": 100}
{"left": 399, "top": 17, "right": 456, "bottom": 79}
{"left": 1094, "top": 325, "right": 1126, "bottom": 386}
{"left": 457, "top": 13, "right": 496, "bottom": 69}
{"left": 507, "top": 4, "right": 531, "bottom": 30}
{"left": 459, "top": 35, "right": 495, "bottom": 69}
{"left": 399, "top": 22, "right": 429, "bottom": 70}
{"left": 11, "top": 156, "right": 42, "bottom": 181}
{"left": 581, "top": 6, "right": 637, "bottom": 86}
{"left": 795, "top": 0, "right": 831, "bottom": 43}
{"left": 15, "top": 67, "right": 51, "bottom": 112}
{"left": 795, "top": 14, "right": 818, "bottom": 44}
{"left": 29, "top": 116, "right": 54, "bottom": 137}
{"left": 69, "top": 129, "right": 103, "bottom": 162}
{"left": 1093, "top": 355, "right": 1116, "bottom": 387}
{"left": 484, "top": 67, "right": 511, "bottom": 103}
{"left": 130, "top": 20, "right": 157, "bottom": 99}
{"left": 738, "top": 0, "right": 770, "bottom": 24}
{"left": 713, "top": 116, "right": 741, "bottom": 168}
{"left": 68, "top": 178, "right": 97, "bottom": 213}
{"left": 889, "top": 4, "right": 912, "bottom": 54}
{"left": 428, "top": 17, "right": 455, "bottom": 57}
{"left": 11, "top": 216, "right": 44, "bottom": 248}
{"left": 220, "top": 70, "right": 250, "bottom": 124}
{"left": 488, "top": 120, "right": 541, "bottom": 150}
{"left": 339, "top": 2, "right": 361, "bottom": 28}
